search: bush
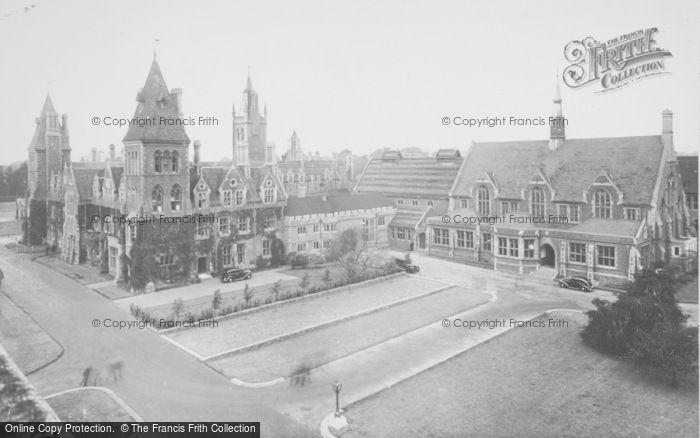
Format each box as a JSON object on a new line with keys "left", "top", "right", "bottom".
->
{"left": 289, "top": 253, "right": 309, "bottom": 269}
{"left": 581, "top": 267, "right": 697, "bottom": 385}
{"left": 255, "top": 255, "right": 270, "bottom": 270}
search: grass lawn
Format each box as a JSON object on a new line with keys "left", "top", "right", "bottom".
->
{"left": 47, "top": 389, "right": 136, "bottom": 421}
{"left": 345, "top": 311, "right": 699, "bottom": 438}
{"left": 166, "top": 275, "right": 441, "bottom": 358}
{"left": 676, "top": 274, "right": 698, "bottom": 304}
{"left": 209, "top": 286, "right": 489, "bottom": 382}
{"left": 144, "top": 265, "right": 351, "bottom": 321}
{"left": 0, "top": 293, "right": 63, "bottom": 374}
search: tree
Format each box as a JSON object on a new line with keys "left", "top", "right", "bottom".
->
{"left": 172, "top": 298, "right": 185, "bottom": 320}
{"left": 212, "top": 289, "right": 223, "bottom": 310}
{"left": 581, "top": 267, "right": 697, "bottom": 385}
{"left": 243, "top": 283, "right": 253, "bottom": 308}
{"left": 322, "top": 269, "right": 332, "bottom": 289}
{"left": 300, "top": 272, "right": 310, "bottom": 291}
{"left": 270, "top": 280, "right": 282, "bottom": 302}
{"left": 327, "top": 228, "right": 359, "bottom": 261}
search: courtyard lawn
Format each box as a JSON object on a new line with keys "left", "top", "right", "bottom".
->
{"left": 344, "top": 311, "right": 699, "bottom": 437}
{"left": 208, "top": 286, "right": 490, "bottom": 382}
{"left": 676, "top": 274, "right": 698, "bottom": 304}
{"left": 0, "top": 293, "right": 63, "bottom": 374}
{"left": 47, "top": 389, "right": 136, "bottom": 422}
{"left": 166, "top": 275, "right": 442, "bottom": 358}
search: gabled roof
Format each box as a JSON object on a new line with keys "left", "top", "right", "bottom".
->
{"left": 123, "top": 60, "right": 189, "bottom": 144}
{"left": 356, "top": 156, "right": 463, "bottom": 199}
{"left": 453, "top": 136, "right": 664, "bottom": 204}
{"left": 72, "top": 168, "right": 104, "bottom": 201}
{"left": 390, "top": 206, "right": 435, "bottom": 229}
{"left": 286, "top": 193, "right": 392, "bottom": 217}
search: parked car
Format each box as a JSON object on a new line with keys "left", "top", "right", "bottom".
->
{"left": 221, "top": 268, "right": 252, "bottom": 283}
{"left": 395, "top": 257, "right": 420, "bottom": 274}
{"left": 558, "top": 276, "right": 593, "bottom": 292}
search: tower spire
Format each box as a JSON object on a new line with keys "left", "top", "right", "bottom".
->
{"left": 549, "top": 74, "right": 566, "bottom": 151}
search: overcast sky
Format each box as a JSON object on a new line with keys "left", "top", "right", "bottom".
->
{"left": 0, "top": 0, "right": 698, "bottom": 165}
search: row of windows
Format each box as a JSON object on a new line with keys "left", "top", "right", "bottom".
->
{"left": 297, "top": 222, "right": 338, "bottom": 234}
{"left": 152, "top": 185, "right": 181, "bottom": 212}
{"left": 222, "top": 243, "right": 250, "bottom": 265}
{"left": 392, "top": 227, "right": 413, "bottom": 241}
{"left": 462, "top": 187, "right": 639, "bottom": 221}
{"left": 432, "top": 228, "right": 618, "bottom": 267}
{"left": 568, "top": 243, "right": 616, "bottom": 267}
{"left": 196, "top": 217, "right": 253, "bottom": 238}
{"left": 296, "top": 240, "right": 332, "bottom": 252}
{"left": 397, "top": 199, "right": 435, "bottom": 207}
{"left": 196, "top": 188, "right": 275, "bottom": 209}
{"left": 154, "top": 151, "right": 179, "bottom": 173}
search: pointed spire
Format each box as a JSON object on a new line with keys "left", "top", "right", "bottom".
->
{"left": 41, "top": 94, "right": 56, "bottom": 115}
{"left": 246, "top": 66, "right": 253, "bottom": 91}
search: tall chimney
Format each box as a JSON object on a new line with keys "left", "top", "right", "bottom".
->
{"left": 91, "top": 147, "right": 97, "bottom": 162}
{"left": 109, "top": 144, "right": 115, "bottom": 162}
{"left": 662, "top": 109, "right": 673, "bottom": 152}
{"left": 193, "top": 140, "right": 201, "bottom": 165}
{"left": 171, "top": 88, "right": 183, "bottom": 117}
{"left": 61, "top": 114, "right": 68, "bottom": 133}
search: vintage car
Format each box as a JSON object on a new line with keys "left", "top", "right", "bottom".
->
{"left": 395, "top": 257, "right": 420, "bottom": 274}
{"left": 557, "top": 276, "right": 593, "bottom": 292}
{"left": 221, "top": 267, "right": 252, "bottom": 283}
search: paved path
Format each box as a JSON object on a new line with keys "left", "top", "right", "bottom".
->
{"left": 114, "top": 269, "right": 298, "bottom": 310}
{"left": 0, "top": 245, "right": 312, "bottom": 437}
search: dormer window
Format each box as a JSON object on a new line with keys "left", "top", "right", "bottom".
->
{"left": 197, "top": 191, "right": 207, "bottom": 209}
{"left": 264, "top": 188, "right": 274, "bottom": 203}
{"left": 477, "top": 186, "right": 490, "bottom": 215}
{"left": 235, "top": 189, "right": 245, "bottom": 206}
{"left": 530, "top": 187, "right": 545, "bottom": 217}
{"left": 594, "top": 189, "right": 612, "bottom": 219}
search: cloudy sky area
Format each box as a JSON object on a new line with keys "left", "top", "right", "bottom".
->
{"left": 0, "top": 0, "right": 698, "bottom": 164}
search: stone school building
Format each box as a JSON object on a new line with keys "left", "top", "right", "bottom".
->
{"left": 427, "top": 104, "right": 696, "bottom": 287}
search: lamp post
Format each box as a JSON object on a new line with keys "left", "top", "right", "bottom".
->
{"left": 332, "top": 381, "right": 342, "bottom": 416}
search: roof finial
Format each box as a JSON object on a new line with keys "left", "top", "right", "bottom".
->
{"left": 246, "top": 65, "right": 253, "bottom": 90}
{"left": 153, "top": 38, "right": 160, "bottom": 61}
{"left": 554, "top": 73, "right": 562, "bottom": 103}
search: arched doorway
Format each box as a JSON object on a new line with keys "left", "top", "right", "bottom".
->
{"left": 540, "top": 244, "right": 555, "bottom": 267}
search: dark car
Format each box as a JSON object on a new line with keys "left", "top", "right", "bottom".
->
{"left": 221, "top": 268, "right": 252, "bottom": 283}
{"left": 395, "top": 257, "right": 420, "bottom": 274}
{"left": 558, "top": 276, "right": 593, "bottom": 292}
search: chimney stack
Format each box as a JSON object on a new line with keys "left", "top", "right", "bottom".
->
{"left": 662, "top": 109, "right": 673, "bottom": 152}
{"left": 171, "top": 88, "right": 183, "bottom": 117}
{"left": 61, "top": 114, "right": 68, "bottom": 133}
{"left": 91, "top": 147, "right": 97, "bottom": 162}
{"left": 193, "top": 140, "right": 201, "bottom": 165}
{"left": 109, "top": 144, "right": 115, "bottom": 162}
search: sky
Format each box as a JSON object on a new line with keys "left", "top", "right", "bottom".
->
{"left": 0, "top": 0, "right": 698, "bottom": 165}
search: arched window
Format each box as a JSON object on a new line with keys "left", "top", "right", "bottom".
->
{"left": 171, "top": 151, "right": 179, "bottom": 172}
{"left": 197, "top": 191, "right": 207, "bottom": 209}
{"left": 170, "top": 185, "right": 181, "bottom": 211}
{"left": 151, "top": 185, "right": 164, "bottom": 212}
{"left": 594, "top": 189, "right": 612, "bottom": 218}
{"left": 530, "top": 187, "right": 545, "bottom": 216}
{"left": 477, "top": 186, "right": 490, "bottom": 215}
{"left": 154, "top": 151, "right": 161, "bottom": 172}
{"left": 162, "top": 151, "right": 171, "bottom": 172}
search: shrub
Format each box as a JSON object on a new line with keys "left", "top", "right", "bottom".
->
{"left": 581, "top": 267, "right": 697, "bottom": 385}
{"left": 212, "top": 289, "right": 223, "bottom": 310}
{"left": 172, "top": 298, "right": 185, "bottom": 320}
{"left": 290, "top": 253, "right": 309, "bottom": 269}
{"left": 270, "top": 280, "right": 283, "bottom": 302}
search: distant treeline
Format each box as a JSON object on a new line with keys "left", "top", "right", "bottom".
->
{"left": 0, "top": 162, "right": 28, "bottom": 201}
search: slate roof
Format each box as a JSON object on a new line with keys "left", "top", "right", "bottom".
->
{"left": 356, "top": 155, "right": 463, "bottom": 199}
{"left": 285, "top": 193, "right": 392, "bottom": 217}
{"left": 28, "top": 96, "right": 57, "bottom": 151}
{"left": 73, "top": 168, "right": 103, "bottom": 201}
{"left": 453, "top": 136, "right": 664, "bottom": 204}
{"left": 123, "top": 60, "right": 190, "bottom": 144}
{"left": 390, "top": 207, "right": 435, "bottom": 229}
{"left": 678, "top": 155, "right": 698, "bottom": 194}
